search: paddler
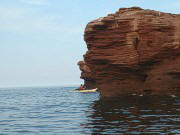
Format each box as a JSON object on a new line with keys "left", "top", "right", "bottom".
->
{"left": 79, "top": 84, "right": 84, "bottom": 90}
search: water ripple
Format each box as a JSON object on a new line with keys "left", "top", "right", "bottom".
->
{"left": 0, "top": 87, "right": 180, "bottom": 134}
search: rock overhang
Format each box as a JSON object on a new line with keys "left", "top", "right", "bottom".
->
{"left": 78, "top": 7, "right": 180, "bottom": 97}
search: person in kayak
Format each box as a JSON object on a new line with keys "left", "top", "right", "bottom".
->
{"left": 79, "top": 84, "right": 84, "bottom": 90}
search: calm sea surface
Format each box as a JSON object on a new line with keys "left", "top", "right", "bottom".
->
{"left": 0, "top": 87, "right": 179, "bottom": 135}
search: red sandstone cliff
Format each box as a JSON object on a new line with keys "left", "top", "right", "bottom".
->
{"left": 78, "top": 7, "right": 180, "bottom": 97}
{"left": 78, "top": 61, "right": 96, "bottom": 89}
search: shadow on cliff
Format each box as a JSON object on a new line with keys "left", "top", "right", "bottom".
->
{"left": 82, "top": 95, "right": 180, "bottom": 134}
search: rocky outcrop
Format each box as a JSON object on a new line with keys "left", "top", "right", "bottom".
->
{"left": 78, "top": 61, "right": 96, "bottom": 89}
{"left": 78, "top": 7, "right": 180, "bottom": 97}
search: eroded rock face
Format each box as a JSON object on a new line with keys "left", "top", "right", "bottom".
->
{"left": 78, "top": 61, "right": 96, "bottom": 89}
{"left": 79, "top": 7, "right": 180, "bottom": 97}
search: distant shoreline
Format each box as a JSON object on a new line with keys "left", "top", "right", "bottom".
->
{"left": 0, "top": 84, "right": 80, "bottom": 89}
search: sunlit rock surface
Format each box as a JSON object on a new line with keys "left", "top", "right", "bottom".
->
{"left": 78, "top": 7, "right": 180, "bottom": 97}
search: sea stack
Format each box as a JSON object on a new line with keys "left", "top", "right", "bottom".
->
{"left": 78, "top": 7, "right": 180, "bottom": 97}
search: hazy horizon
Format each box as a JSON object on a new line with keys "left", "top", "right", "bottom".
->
{"left": 0, "top": 84, "right": 80, "bottom": 89}
{"left": 0, "top": 0, "right": 179, "bottom": 88}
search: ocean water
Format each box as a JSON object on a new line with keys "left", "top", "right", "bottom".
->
{"left": 0, "top": 87, "right": 179, "bottom": 135}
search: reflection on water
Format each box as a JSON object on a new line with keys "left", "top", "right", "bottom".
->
{"left": 0, "top": 87, "right": 179, "bottom": 134}
{"left": 83, "top": 95, "right": 180, "bottom": 135}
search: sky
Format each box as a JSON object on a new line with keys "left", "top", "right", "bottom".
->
{"left": 0, "top": 0, "right": 179, "bottom": 88}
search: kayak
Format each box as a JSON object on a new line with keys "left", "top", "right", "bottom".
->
{"left": 72, "top": 88, "right": 98, "bottom": 93}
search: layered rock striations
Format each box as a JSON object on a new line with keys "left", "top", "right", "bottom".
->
{"left": 78, "top": 7, "right": 180, "bottom": 97}
{"left": 78, "top": 61, "right": 96, "bottom": 89}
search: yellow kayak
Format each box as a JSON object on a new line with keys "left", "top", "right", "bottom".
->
{"left": 72, "top": 88, "right": 98, "bottom": 93}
